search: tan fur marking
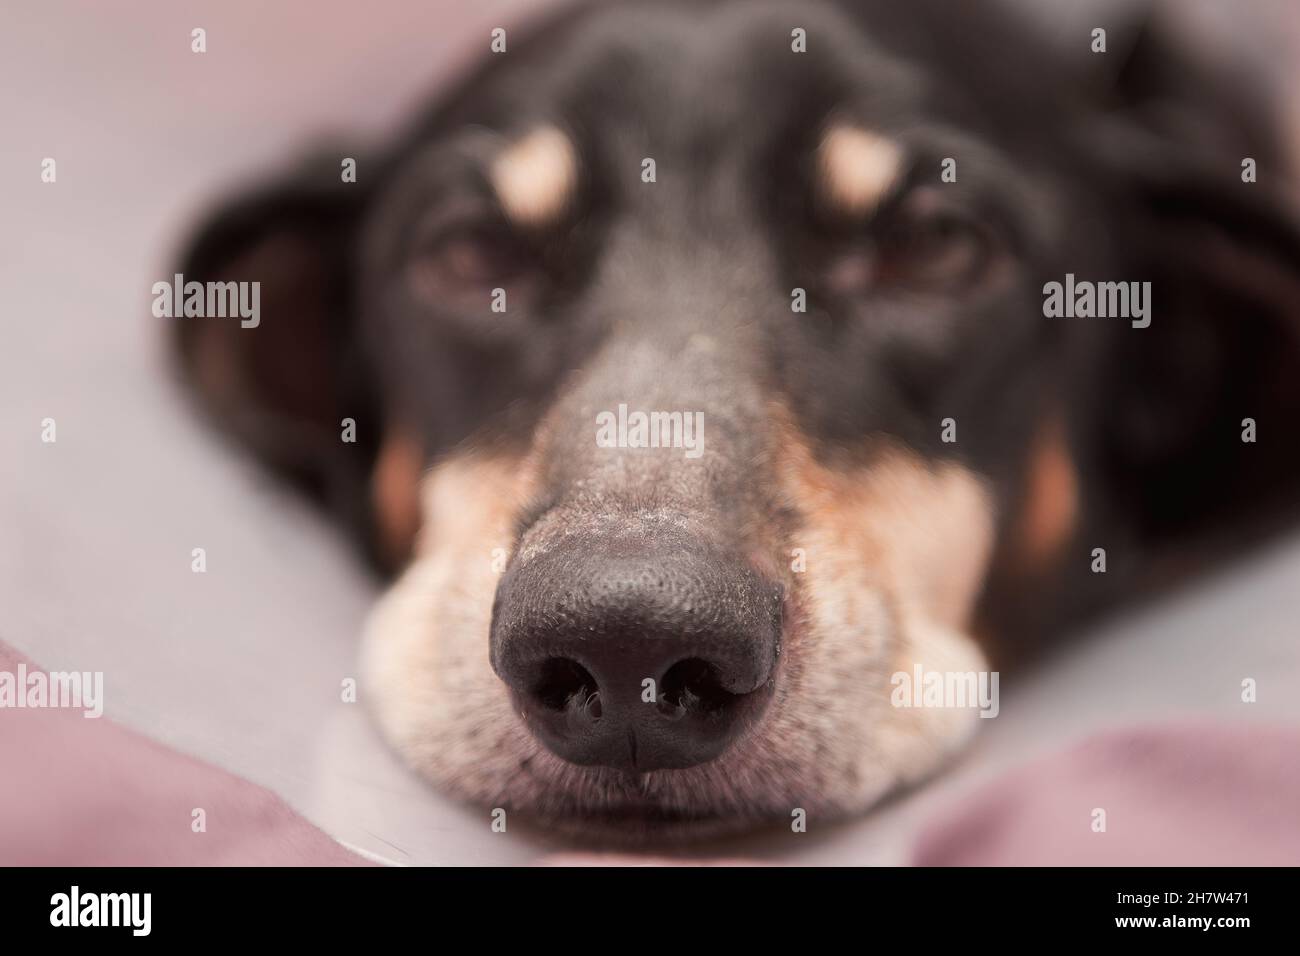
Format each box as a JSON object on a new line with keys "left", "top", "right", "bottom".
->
{"left": 818, "top": 125, "right": 904, "bottom": 218}
{"left": 414, "top": 452, "right": 535, "bottom": 558}
{"left": 491, "top": 126, "right": 578, "bottom": 228}
{"left": 780, "top": 435, "right": 996, "bottom": 629}
{"left": 1010, "top": 415, "right": 1079, "bottom": 569}
{"left": 371, "top": 429, "right": 424, "bottom": 568}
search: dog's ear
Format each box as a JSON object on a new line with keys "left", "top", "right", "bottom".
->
{"left": 1076, "top": 13, "right": 1300, "bottom": 563}
{"left": 171, "top": 151, "right": 398, "bottom": 570}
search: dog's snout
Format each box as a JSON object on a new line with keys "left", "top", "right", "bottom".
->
{"left": 490, "top": 526, "right": 782, "bottom": 772}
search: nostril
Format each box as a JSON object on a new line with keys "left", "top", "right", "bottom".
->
{"left": 533, "top": 657, "right": 600, "bottom": 718}
{"left": 657, "top": 658, "right": 737, "bottom": 719}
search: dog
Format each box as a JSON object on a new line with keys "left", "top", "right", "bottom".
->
{"left": 170, "top": 0, "right": 1300, "bottom": 841}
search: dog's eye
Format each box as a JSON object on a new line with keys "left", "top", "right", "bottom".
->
{"left": 822, "top": 190, "right": 993, "bottom": 297}
{"left": 406, "top": 220, "right": 537, "bottom": 306}
{"left": 877, "top": 209, "right": 988, "bottom": 289}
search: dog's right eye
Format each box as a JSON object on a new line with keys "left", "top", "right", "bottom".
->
{"left": 405, "top": 219, "right": 538, "bottom": 309}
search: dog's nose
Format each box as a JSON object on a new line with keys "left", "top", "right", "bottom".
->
{"left": 489, "top": 527, "right": 782, "bottom": 772}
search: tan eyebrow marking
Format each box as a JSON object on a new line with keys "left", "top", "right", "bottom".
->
{"left": 490, "top": 126, "right": 578, "bottom": 228}
{"left": 817, "top": 124, "right": 904, "bottom": 217}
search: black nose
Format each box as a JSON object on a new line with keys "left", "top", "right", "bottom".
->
{"left": 489, "top": 525, "right": 782, "bottom": 772}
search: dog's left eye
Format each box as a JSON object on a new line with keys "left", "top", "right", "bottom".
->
{"left": 406, "top": 219, "right": 538, "bottom": 307}
{"left": 821, "top": 189, "right": 995, "bottom": 297}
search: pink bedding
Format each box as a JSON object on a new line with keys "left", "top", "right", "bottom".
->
{"left": 914, "top": 722, "right": 1300, "bottom": 866}
{"left": 4, "top": 640, "right": 1297, "bottom": 865}
{"left": 0, "top": 642, "right": 367, "bottom": 866}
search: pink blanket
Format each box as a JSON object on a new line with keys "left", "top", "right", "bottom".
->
{"left": 5, "top": 640, "right": 1298, "bottom": 865}
{"left": 0, "top": 642, "right": 367, "bottom": 866}
{"left": 914, "top": 722, "right": 1300, "bottom": 866}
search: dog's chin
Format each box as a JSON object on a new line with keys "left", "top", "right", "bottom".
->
{"left": 475, "top": 731, "right": 819, "bottom": 847}
{"left": 516, "top": 799, "right": 779, "bottom": 847}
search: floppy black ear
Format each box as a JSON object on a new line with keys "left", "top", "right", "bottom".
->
{"left": 1076, "top": 14, "right": 1300, "bottom": 563}
{"left": 171, "top": 151, "right": 385, "bottom": 566}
